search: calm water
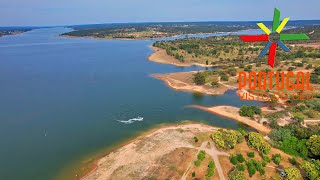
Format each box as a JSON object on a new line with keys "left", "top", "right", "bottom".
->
{"left": 0, "top": 28, "right": 260, "bottom": 180}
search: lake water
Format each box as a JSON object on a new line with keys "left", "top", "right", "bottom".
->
{"left": 0, "top": 28, "right": 260, "bottom": 180}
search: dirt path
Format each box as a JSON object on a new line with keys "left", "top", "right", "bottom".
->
{"left": 180, "top": 142, "right": 207, "bottom": 180}
{"left": 181, "top": 141, "right": 229, "bottom": 180}
{"left": 198, "top": 141, "right": 229, "bottom": 180}
{"left": 305, "top": 120, "right": 320, "bottom": 124}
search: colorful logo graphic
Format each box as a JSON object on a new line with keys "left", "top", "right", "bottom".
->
{"left": 240, "top": 8, "right": 309, "bottom": 68}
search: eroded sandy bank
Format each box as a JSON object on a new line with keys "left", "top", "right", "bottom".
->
{"left": 190, "top": 105, "right": 271, "bottom": 134}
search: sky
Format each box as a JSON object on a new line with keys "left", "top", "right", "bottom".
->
{"left": 1, "top": 0, "right": 319, "bottom": 26}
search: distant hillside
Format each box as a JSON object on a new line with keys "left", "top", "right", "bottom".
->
{"left": 62, "top": 20, "right": 320, "bottom": 40}
{"left": 0, "top": 27, "right": 34, "bottom": 37}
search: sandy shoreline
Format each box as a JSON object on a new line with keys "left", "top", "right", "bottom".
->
{"left": 190, "top": 105, "right": 271, "bottom": 134}
{"left": 152, "top": 72, "right": 237, "bottom": 96}
{"left": 80, "top": 122, "right": 220, "bottom": 180}
{"left": 148, "top": 46, "right": 215, "bottom": 68}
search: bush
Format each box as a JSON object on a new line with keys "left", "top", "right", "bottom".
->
{"left": 292, "top": 113, "right": 304, "bottom": 124}
{"left": 194, "top": 136, "right": 199, "bottom": 143}
{"left": 288, "top": 66, "right": 295, "bottom": 71}
{"left": 230, "top": 154, "right": 238, "bottom": 165}
{"left": 194, "top": 160, "right": 201, "bottom": 167}
{"left": 220, "top": 74, "right": 229, "bottom": 81}
{"left": 228, "top": 168, "right": 245, "bottom": 180}
{"left": 306, "top": 64, "right": 313, "bottom": 69}
{"left": 314, "top": 66, "right": 320, "bottom": 75}
{"left": 236, "top": 164, "right": 245, "bottom": 171}
{"left": 238, "top": 128, "right": 247, "bottom": 136}
{"left": 297, "top": 62, "right": 304, "bottom": 67}
{"left": 253, "top": 160, "right": 263, "bottom": 172}
{"left": 246, "top": 160, "right": 257, "bottom": 177}
{"left": 239, "top": 105, "right": 261, "bottom": 118}
{"left": 192, "top": 172, "right": 195, "bottom": 177}
{"left": 247, "top": 152, "right": 255, "bottom": 158}
{"left": 279, "top": 137, "right": 308, "bottom": 158}
{"left": 310, "top": 74, "right": 320, "bottom": 84}
{"left": 208, "top": 160, "right": 215, "bottom": 169}
{"left": 248, "top": 165, "right": 256, "bottom": 177}
{"left": 206, "top": 161, "right": 215, "bottom": 178}
{"left": 289, "top": 157, "right": 297, "bottom": 165}
{"left": 262, "top": 161, "right": 267, "bottom": 167}
{"left": 272, "top": 154, "right": 282, "bottom": 165}
{"left": 269, "top": 128, "right": 292, "bottom": 142}
{"left": 262, "top": 155, "right": 271, "bottom": 163}
{"left": 236, "top": 154, "right": 245, "bottom": 163}
{"left": 197, "top": 150, "right": 206, "bottom": 161}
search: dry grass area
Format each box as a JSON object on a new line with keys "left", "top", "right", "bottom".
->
{"left": 82, "top": 123, "right": 219, "bottom": 180}
{"left": 218, "top": 156, "right": 234, "bottom": 178}
{"left": 146, "top": 147, "right": 198, "bottom": 180}
{"left": 296, "top": 42, "right": 320, "bottom": 49}
{"left": 186, "top": 156, "right": 218, "bottom": 180}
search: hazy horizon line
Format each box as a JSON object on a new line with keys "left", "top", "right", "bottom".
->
{"left": 1, "top": 19, "right": 320, "bottom": 28}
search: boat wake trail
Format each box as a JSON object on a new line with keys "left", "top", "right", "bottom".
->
{"left": 117, "top": 117, "right": 143, "bottom": 124}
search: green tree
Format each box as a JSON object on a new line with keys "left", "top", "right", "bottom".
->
{"left": 194, "top": 160, "right": 201, "bottom": 167}
{"left": 236, "top": 154, "right": 245, "bottom": 163}
{"left": 193, "top": 72, "right": 206, "bottom": 85}
{"left": 239, "top": 105, "right": 254, "bottom": 118}
{"left": 206, "top": 161, "right": 215, "bottom": 178}
{"left": 248, "top": 132, "right": 271, "bottom": 154}
{"left": 230, "top": 154, "right": 238, "bottom": 165}
{"left": 272, "top": 154, "right": 282, "bottom": 165}
{"left": 269, "top": 128, "right": 292, "bottom": 142}
{"left": 197, "top": 150, "right": 206, "bottom": 161}
{"left": 301, "top": 161, "right": 319, "bottom": 180}
{"left": 306, "top": 135, "right": 320, "bottom": 156}
{"left": 211, "top": 129, "right": 243, "bottom": 149}
{"left": 262, "top": 154, "right": 271, "bottom": 163}
{"left": 248, "top": 165, "right": 256, "bottom": 177}
{"left": 284, "top": 167, "right": 303, "bottom": 180}
{"left": 247, "top": 152, "right": 255, "bottom": 158}
{"left": 236, "top": 164, "right": 245, "bottom": 171}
